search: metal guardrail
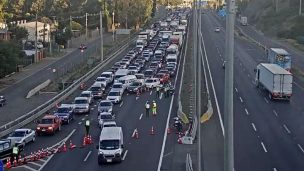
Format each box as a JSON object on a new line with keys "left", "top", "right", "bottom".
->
{"left": 0, "top": 35, "right": 136, "bottom": 138}
{"left": 186, "top": 153, "right": 194, "bottom": 171}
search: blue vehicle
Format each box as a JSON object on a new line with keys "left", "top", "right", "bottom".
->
{"left": 54, "top": 104, "right": 74, "bottom": 124}
{"left": 267, "top": 48, "right": 291, "bottom": 71}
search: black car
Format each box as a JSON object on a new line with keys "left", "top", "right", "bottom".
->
{"left": 54, "top": 104, "right": 74, "bottom": 124}
{"left": 0, "top": 96, "right": 6, "bottom": 107}
{"left": 127, "top": 82, "right": 145, "bottom": 93}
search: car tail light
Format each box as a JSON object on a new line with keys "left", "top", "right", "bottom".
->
{"left": 48, "top": 127, "right": 53, "bottom": 130}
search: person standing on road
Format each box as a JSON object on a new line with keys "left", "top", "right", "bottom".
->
{"left": 156, "top": 85, "right": 160, "bottom": 98}
{"left": 152, "top": 100, "right": 157, "bottom": 115}
{"left": 145, "top": 101, "right": 150, "bottom": 117}
{"left": 164, "top": 85, "right": 168, "bottom": 98}
{"left": 85, "top": 119, "right": 90, "bottom": 136}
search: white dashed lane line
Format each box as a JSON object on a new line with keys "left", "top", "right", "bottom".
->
{"left": 83, "top": 151, "right": 92, "bottom": 162}
{"left": 273, "top": 168, "right": 278, "bottom": 171}
{"left": 150, "top": 91, "right": 153, "bottom": 95}
{"left": 273, "top": 110, "right": 278, "bottom": 117}
{"left": 264, "top": 97, "right": 269, "bottom": 104}
{"left": 235, "top": 87, "right": 238, "bottom": 93}
{"left": 139, "top": 113, "right": 143, "bottom": 120}
{"left": 251, "top": 123, "right": 257, "bottom": 132}
{"left": 239, "top": 97, "right": 243, "bottom": 103}
{"left": 119, "top": 101, "right": 124, "bottom": 107}
{"left": 298, "top": 144, "right": 304, "bottom": 154}
{"left": 122, "top": 150, "right": 128, "bottom": 160}
{"left": 260, "top": 141, "right": 268, "bottom": 153}
{"left": 78, "top": 122, "right": 82, "bottom": 125}
{"left": 244, "top": 108, "right": 249, "bottom": 115}
{"left": 283, "top": 124, "right": 291, "bottom": 134}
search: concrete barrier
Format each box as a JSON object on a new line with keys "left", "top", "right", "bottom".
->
{"left": 186, "top": 153, "right": 193, "bottom": 171}
{"left": 26, "top": 79, "right": 51, "bottom": 99}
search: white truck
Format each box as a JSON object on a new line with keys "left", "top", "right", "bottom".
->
{"left": 241, "top": 16, "right": 248, "bottom": 26}
{"left": 255, "top": 63, "right": 292, "bottom": 101}
{"left": 170, "top": 34, "right": 183, "bottom": 47}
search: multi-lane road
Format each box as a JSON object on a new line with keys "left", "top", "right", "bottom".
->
{"left": 199, "top": 9, "right": 304, "bottom": 171}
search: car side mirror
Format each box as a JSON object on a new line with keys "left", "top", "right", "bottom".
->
{"left": 254, "top": 69, "right": 257, "bottom": 73}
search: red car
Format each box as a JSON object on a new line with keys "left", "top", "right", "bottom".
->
{"left": 36, "top": 115, "right": 62, "bottom": 135}
{"left": 155, "top": 73, "right": 170, "bottom": 84}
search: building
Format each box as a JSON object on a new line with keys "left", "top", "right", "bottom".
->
{"left": 18, "top": 21, "right": 50, "bottom": 42}
{"left": 0, "top": 22, "right": 11, "bottom": 41}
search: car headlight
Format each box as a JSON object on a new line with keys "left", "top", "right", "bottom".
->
{"left": 37, "top": 127, "right": 41, "bottom": 130}
{"left": 134, "top": 88, "right": 138, "bottom": 91}
{"left": 48, "top": 127, "right": 53, "bottom": 130}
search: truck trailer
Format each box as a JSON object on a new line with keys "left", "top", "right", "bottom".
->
{"left": 255, "top": 63, "right": 292, "bottom": 101}
{"left": 267, "top": 48, "right": 291, "bottom": 71}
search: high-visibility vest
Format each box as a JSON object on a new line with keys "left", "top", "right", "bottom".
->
{"left": 152, "top": 102, "right": 157, "bottom": 108}
{"left": 156, "top": 86, "right": 160, "bottom": 91}
{"left": 145, "top": 103, "right": 150, "bottom": 109}
{"left": 12, "top": 147, "right": 18, "bottom": 155}
{"left": 85, "top": 120, "right": 90, "bottom": 126}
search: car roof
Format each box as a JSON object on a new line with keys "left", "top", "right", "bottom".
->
{"left": 81, "top": 91, "right": 92, "bottom": 94}
{"left": 99, "top": 127, "right": 122, "bottom": 140}
{"left": 75, "top": 97, "right": 88, "bottom": 100}
{"left": 43, "top": 115, "right": 57, "bottom": 119}
{"left": 59, "top": 104, "right": 74, "bottom": 108}
{"left": 15, "top": 128, "right": 31, "bottom": 132}
{"left": 99, "top": 112, "right": 112, "bottom": 115}
{"left": 103, "top": 121, "right": 117, "bottom": 125}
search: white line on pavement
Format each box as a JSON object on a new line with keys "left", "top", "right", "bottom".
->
{"left": 122, "top": 150, "right": 128, "bottom": 160}
{"left": 136, "top": 96, "right": 139, "bottom": 100}
{"left": 235, "top": 87, "right": 238, "bottom": 93}
{"left": 139, "top": 114, "right": 143, "bottom": 120}
{"left": 283, "top": 124, "right": 291, "bottom": 134}
{"left": 248, "top": 74, "right": 250, "bottom": 78}
{"left": 150, "top": 91, "right": 153, "bottom": 95}
{"left": 39, "top": 158, "right": 47, "bottom": 162}
{"left": 273, "top": 168, "right": 277, "bottom": 171}
{"left": 81, "top": 118, "right": 85, "bottom": 121}
{"left": 78, "top": 122, "right": 82, "bottom": 125}
{"left": 131, "top": 129, "right": 137, "bottom": 138}
{"left": 251, "top": 123, "right": 257, "bottom": 132}
{"left": 83, "top": 151, "right": 92, "bottom": 162}
{"left": 298, "top": 144, "right": 304, "bottom": 154}
{"left": 264, "top": 97, "right": 269, "bottom": 104}
{"left": 85, "top": 114, "right": 88, "bottom": 117}
{"left": 119, "top": 101, "right": 124, "bottom": 107}
{"left": 261, "top": 142, "right": 268, "bottom": 153}
{"left": 94, "top": 104, "right": 97, "bottom": 107}
{"left": 163, "top": 152, "right": 173, "bottom": 158}
{"left": 159, "top": 93, "right": 163, "bottom": 99}
{"left": 252, "top": 80, "right": 255, "bottom": 85}
{"left": 21, "top": 165, "right": 38, "bottom": 171}
{"left": 239, "top": 97, "right": 243, "bottom": 103}
{"left": 245, "top": 108, "right": 249, "bottom": 115}
{"left": 90, "top": 108, "right": 94, "bottom": 110}
{"left": 273, "top": 110, "right": 278, "bottom": 117}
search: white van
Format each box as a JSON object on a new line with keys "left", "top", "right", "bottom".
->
{"left": 114, "top": 69, "right": 129, "bottom": 81}
{"left": 166, "top": 54, "right": 178, "bottom": 65}
{"left": 117, "top": 75, "right": 137, "bottom": 86}
{"left": 97, "top": 127, "right": 124, "bottom": 164}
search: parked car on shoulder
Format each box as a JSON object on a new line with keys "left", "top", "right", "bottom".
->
{"left": 36, "top": 115, "right": 62, "bottom": 135}
{"left": 7, "top": 129, "right": 36, "bottom": 147}
{"left": 54, "top": 104, "right": 74, "bottom": 124}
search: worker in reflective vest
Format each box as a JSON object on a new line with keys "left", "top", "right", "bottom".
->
{"left": 85, "top": 120, "right": 90, "bottom": 136}
{"left": 152, "top": 101, "right": 157, "bottom": 115}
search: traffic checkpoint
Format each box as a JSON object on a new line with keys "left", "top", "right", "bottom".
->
{"left": 0, "top": 8, "right": 191, "bottom": 170}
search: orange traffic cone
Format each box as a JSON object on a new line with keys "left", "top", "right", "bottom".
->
{"left": 132, "top": 129, "right": 139, "bottom": 139}
{"left": 63, "top": 142, "right": 67, "bottom": 152}
{"left": 36, "top": 151, "right": 40, "bottom": 160}
{"left": 167, "top": 127, "right": 172, "bottom": 134}
{"left": 6, "top": 158, "right": 11, "bottom": 169}
{"left": 41, "top": 149, "right": 45, "bottom": 158}
{"left": 23, "top": 153, "right": 27, "bottom": 164}
{"left": 13, "top": 157, "right": 17, "bottom": 167}
{"left": 178, "top": 133, "right": 183, "bottom": 144}
{"left": 150, "top": 126, "right": 155, "bottom": 135}
{"left": 89, "top": 135, "right": 93, "bottom": 144}
{"left": 69, "top": 140, "right": 76, "bottom": 149}
{"left": 82, "top": 136, "right": 87, "bottom": 147}
{"left": 18, "top": 155, "right": 22, "bottom": 165}
{"left": 30, "top": 152, "right": 34, "bottom": 162}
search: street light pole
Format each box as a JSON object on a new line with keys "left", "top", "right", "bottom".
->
{"left": 300, "top": 0, "right": 302, "bottom": 16}
{"left": 85, "top": 13, "right": 88, "bottom": 40}
{"left": 224, "top": 0, "right": 235, "bottom": 171}
{"left": 112, "top": 11, "right": 115, "bottom": 42}
{"left": 100, "top": 11, "right": 104, "bottom": 62}
{"left": 35, "top": 13, "right": 38, "bottom": 63}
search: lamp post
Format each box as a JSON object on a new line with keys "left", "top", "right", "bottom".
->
{"left": 112, "top": 11, "right": 115, "bottom": 42}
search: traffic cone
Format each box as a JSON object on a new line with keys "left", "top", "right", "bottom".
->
{"left": 69, "top": 140, "right": 76, "bottom": 149}
{"left": 23, "top": 153, "right": 27, "bottom": 164}
{"left": 177, "top": 133, "right": 183, "bottom": 144}
{"left": 88, "top": 135, "right": 93, "bottom": 144}
{"left": 30, "top": 152, "right": 34, "bottom": 162}
{"left": 36, "top": 151, "right": 40, "bottom": 160}
{"left": 167, "top": 127, "right": 171, "bottom": 134}
{"left": 63, "top": 142, "right": 67, "bottom": 152}
{"left": 40, "top": 149, "right": 44, "bottom": 158}
{"left": 6, "top": 158, "right": 11, "bottom": 169}
{"left": 82, "top": 136, "right": 87, "bottom": 147}
{"left": 150, "top": 126, "right": 155, "bottom": 135}
{"left": 13, "top": 157, "right": 17, "bottom": 167}
{"left": 18, "top": 155, "right": 22, "bottom": 165}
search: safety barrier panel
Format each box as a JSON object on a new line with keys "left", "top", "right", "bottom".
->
{"left": 26, "top": 79, "right": 51, "bottom": 98}
{"left": 185, "top": 153, "right": 193, "bottom": 171}
{"left": 200, "top": 99, "right": 213, "bottom": 123}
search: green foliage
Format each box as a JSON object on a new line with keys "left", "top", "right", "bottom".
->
{"left": 31, "top": 0, "right": 45, "bottom": 13}
{"left": 0, "top": 41, "right": 25, "bottom": 77}
{"left": 10, "top": 26, "right": 29, "bottom": 41}
{"left": 55, "top": 28, "right": 72, "bottom": 46}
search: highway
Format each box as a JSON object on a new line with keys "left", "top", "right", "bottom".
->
{"left": 199, "top": 9, "right": 304, "bottom": 171}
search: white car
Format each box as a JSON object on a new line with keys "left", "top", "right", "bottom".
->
{"left": 100, "top": 72, "right": 114, "bottom": 84}
{"left": 145, "top": 78, "right": 160, "bottom": 88}
{"left": 80, "top": 91, "right": 93, "bottom": 104}
{"left": 128, "top": 66, "right": 139, "bottom": 74}
{"left": 73, "top": 97, "right": 90, "bottom": 114}
{"left": 98, "top": 112, "right": 115, "bottom": 128}
{"left": 111, "top": 82, "right": 125, "bottom": 94}
{"left": 95, "top": 77, "right": 108, "bottom": 87}
{"left": 7, "top": 129, "right": 36, "bottom": 147}
{"left": 106, "top": 90, "right": 122, "bottom": 104}
{"left": 101, "top": 121, "right": 117, "bottom": 130}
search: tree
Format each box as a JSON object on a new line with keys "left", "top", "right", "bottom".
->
{"left": 31, "top": 0, "right": 45, "bottom": 14}
{"left": 10, "top": 26, "right": 29, "bottom": 41}
{"left": 6, "top": 0, "right": 25, "bottom": 19}
{"left": 0, "top": 0, "right": 7, "bottom": 23}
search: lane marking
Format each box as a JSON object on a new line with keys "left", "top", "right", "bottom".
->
{"left": 283, "top": 124, "right": 291, "bottom": 134}
{"left": 150, "top": 91, "right": 153, "bottom": 95}
{"left": 251, "top": 80, "right": 255, "bottom": 85}
{"left": 139, "top": 114, "right": 143, "bottom": 120}
{"left": 235, "top": 87, "right": 238, "bottom": 93}
{"left": 298, "top": 144, "right": 304, "bottom": 154}
{"left": 30, "top": 161, "right": 42, "bottom": 167}
{"left": 39, "top": 158, "right": 47, "bottom": 162}
{"left": 239, "top": 97, "right": 243, "bottom": 103}
{"left": 261, "top": 142, "right": 268, "bottom": 153}
{"left": 131, "top": 129, "right": 137, "bottom": 137}
{"left": 81, "top": 118, "right": 85, "bottom": 121}
{"left": 273, "top": 110, "right": 278, "bottom": 117}
{"left": 90, "top": 108, "right": 94, "bottom": 110}
{"left": 122, "top": 150, "right": 128, "bottom": 160}
{"left": 21, "top": 165, "right": 38, "bottom": 171}
{"left": 85, "top": 114, "right": 88, "bottom": 117}
{"left": 248, "top": 74, "right": 250, "bottom": 78}
{"left": 136, "top": 96, "right": 139, "bottom": 100}
{"left": 83, "top": 151, "right": 92, "bottom": 162}
{"left": 245, "top": 108, "right": 249, "bottom": 115}
{"left": 78, "top": 122, "right": 82, "bottom": 125}
{"left": 264, "top": 97, "right": 269, "bottom": 104}
{"left": 119, "top": 101, "right": 124, "bottom": 107}
{"left": 94, "top": 104, "right": 97, "bottom": 107}
{"left": 273, "top": 168, "right": 277, "bottom": 171}
{"left": 251, "top": 123, "right": 257, "bottom": 132}
{"left": 163, "top": 152, "right": 173, "bottom": 158}
{"left": 159, "top": 93, "right": 163, "bottom": 99}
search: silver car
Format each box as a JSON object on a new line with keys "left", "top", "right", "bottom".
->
{"left": 74, "top": 97, "right": 90, "bottom": 114}
{"left": 7, "top": 128, "right": 35, "bottom": 147}
{"left": 98, "top": 100, "right": 113, "bottom": 114}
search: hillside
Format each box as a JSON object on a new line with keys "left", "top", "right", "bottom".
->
{"left": 239, "top": 0, "right": 304, "bottom": 44}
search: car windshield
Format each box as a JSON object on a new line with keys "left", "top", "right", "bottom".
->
{"left": 146, "top": 79, "right": 154, "bottom": 83}
{"left": 167, "top": 58, "right": 176, "bottom": 62}
{"left": 99, "top": 114, "right": 113, "bottom": 120}
{"left": 57, "top": 107, "right": 70, "bottom": 113}
{"left": 96, "top": 77, "right": 106, "bottom": 81}
{"left": 90, "top": 87, "right": 101, "bottom": 91}
{"left": 100, "top": 101, "right": 112, "bottom": 107}
{"left": 145, "top": 71, "right": 153, "bottom": 75}
{"left": 131, "top": 82, "right": 141, "bottom": 86}
{"left": 81, "top": 93, "right": 90, "bottom": 97}
{"left": 108, "top": 92, "right": 120, "bottom": 96}
{"left": 167, "top": 67, "right": 174, "bottom": 71}
{"left": 11, "top": 131, "right": 25, "bottom": 137}
{"left": 100, "top": 74, "right": 110, "bottom": 78}
{"left": 113, "top": 84, "right": 122, "bottom": 88}
{"left": 100, "top": 140, "right": 119, "bottom": 150}
{"left": 41, "top": 118, "right": 53, "bottom": 124}
{"left": 136, "top": 75, "right": 144, "bottom": 79}
{"left": 104, "top": 124, "right": 116, "bottom": 127}
{"left": 75, "top": 99, "right": 88, "bottom": 104}
{"left": 129, "top": 66, "right": 136, "bottom": 70}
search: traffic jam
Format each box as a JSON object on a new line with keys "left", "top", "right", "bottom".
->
{"left": 0, "top": 8, "right": 190, "bottom": 168}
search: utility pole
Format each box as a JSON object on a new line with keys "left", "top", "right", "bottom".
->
{"left": 112, "top": 11, "right": 115, "bottom": 42}
{"left": 224, "top": 0, "right": 235, "bottom": 171}
{"left": 275, "top": 0, "right": 278, "bottom": 13}
{"left": 300, "top": 0, "right": 302, "bottom": 16}
{"left": 35, "top": 13, "right": 38, "bottom": 63}
{"left": 69, "top": 15, "right": 72, "bottom": 48}
{"left": 100, "top": 11, "right": 104, "bottom": 62}
{"left": 85, "top": 13, "right": 88, "bottom": 40}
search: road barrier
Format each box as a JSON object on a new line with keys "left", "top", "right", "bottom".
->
{"left": 180, "top": 116, "right": 197, "bottom": 145}
{"left": 0, "top": 35, "right": 136, "bottom": 138}
{"left": 185, "top": 153, "right": 193, "bottom": 171}
{"left": 26, "top": 79, "right": 51, "bottom": 99}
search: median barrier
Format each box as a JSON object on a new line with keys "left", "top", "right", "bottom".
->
{"left": 200, "top": 99, "right": 213, "bottom": 123}
{"left": 185, "top": 153, "right": 193, "bottom": 171}
{"left": 26, "top": 79, "right": 51, "bottom": 98}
